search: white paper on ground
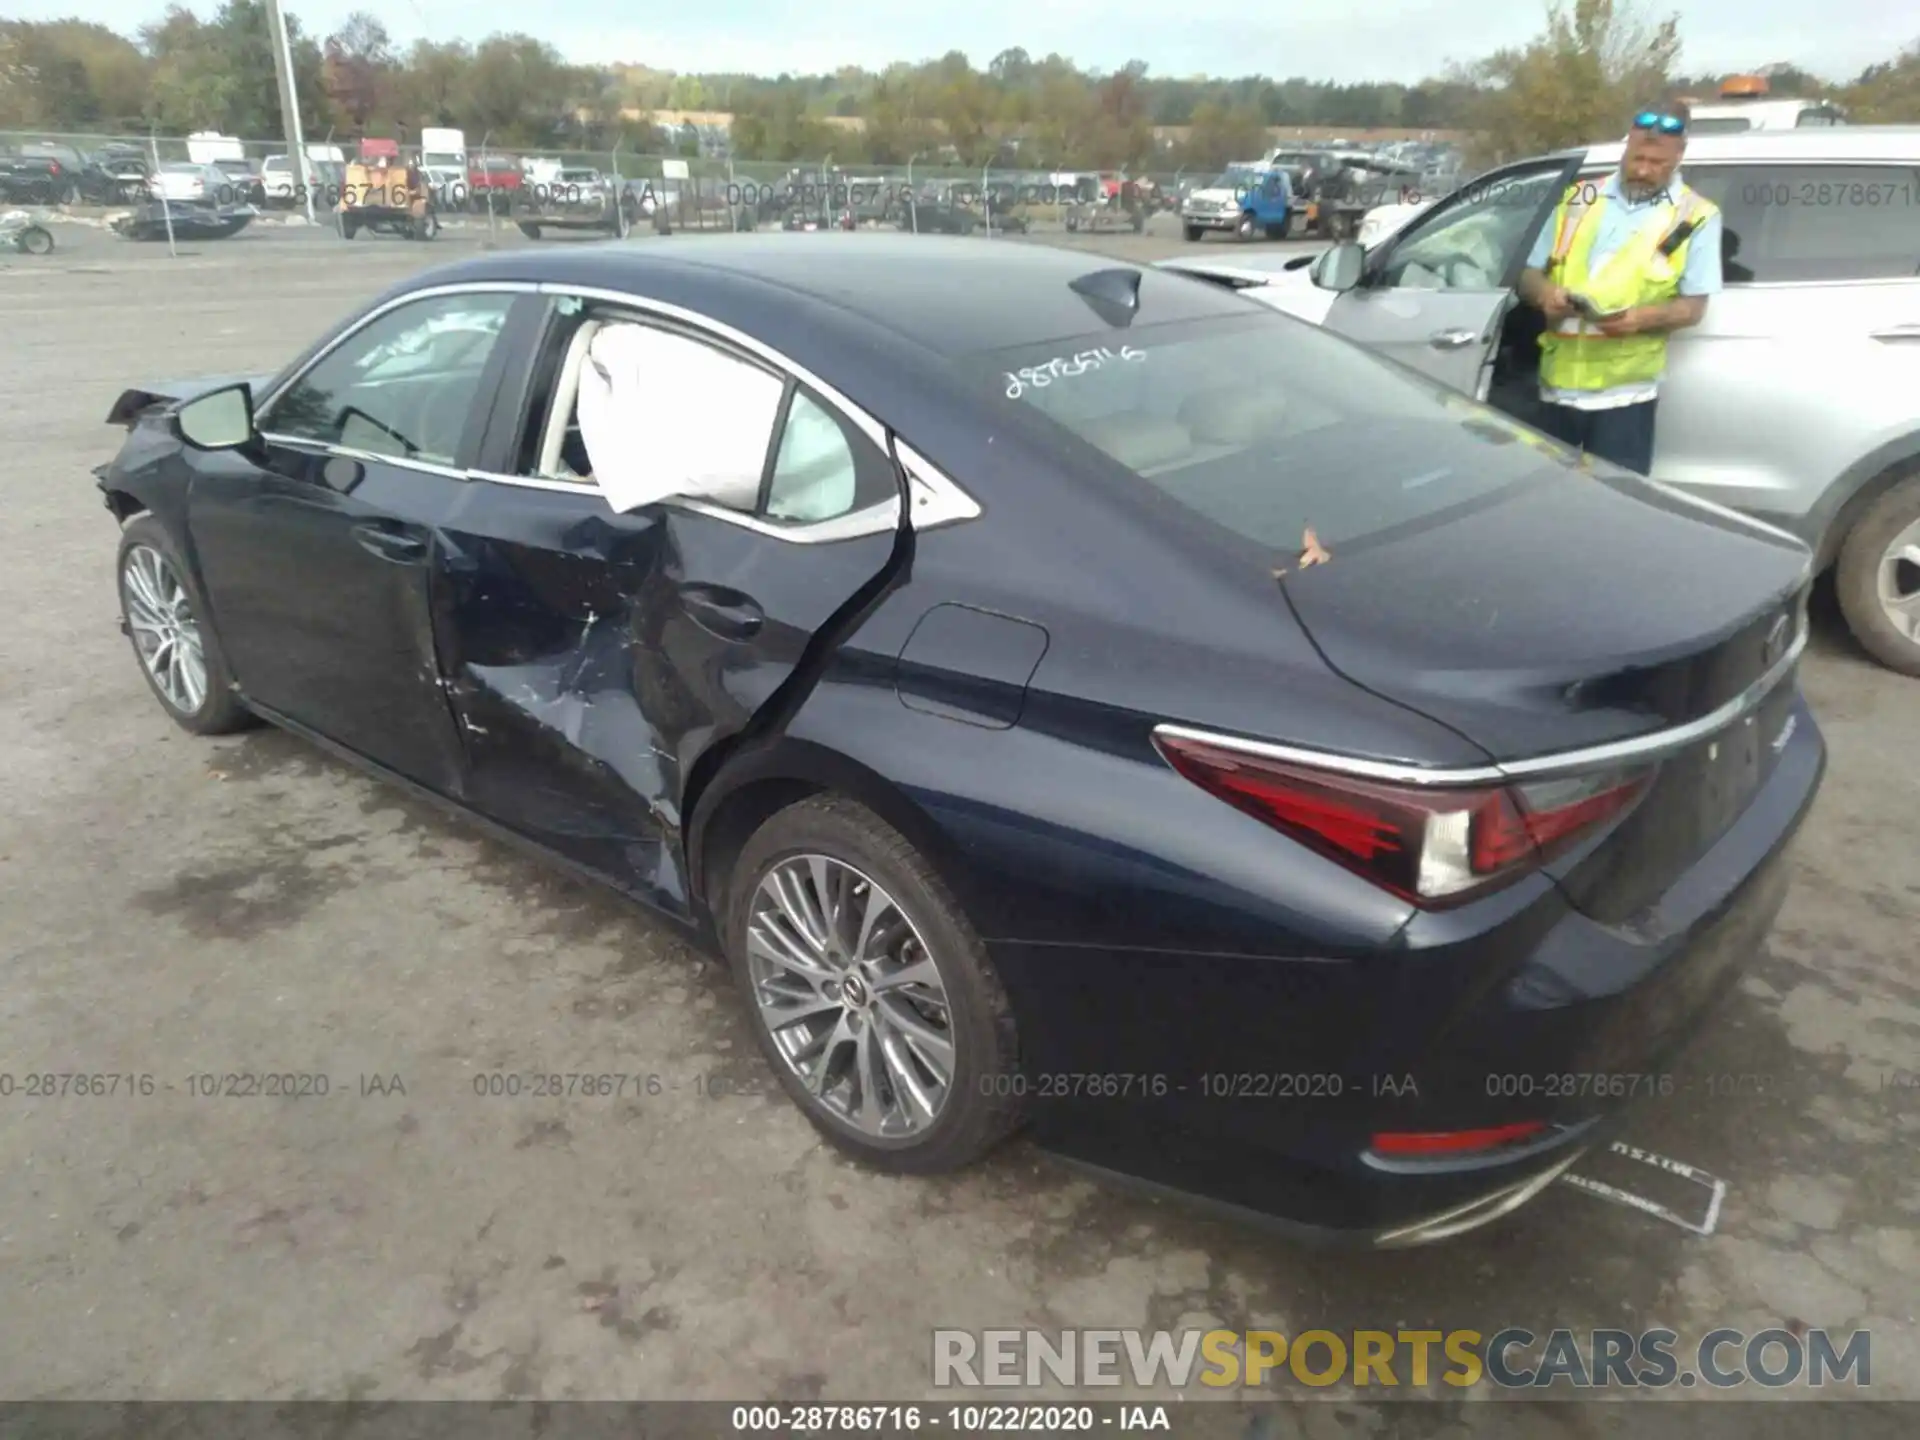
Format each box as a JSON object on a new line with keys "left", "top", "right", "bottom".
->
{"left": 578, "top": 321, "right": 784, "bottom": 515}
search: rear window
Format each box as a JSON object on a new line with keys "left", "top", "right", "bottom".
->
{"left": 978, "top": 313, "right": 1577, "bottom": 551}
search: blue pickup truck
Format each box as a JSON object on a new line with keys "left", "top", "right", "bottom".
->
{"left": 1178, "top": 163, "right": 1292, "bottom": 241}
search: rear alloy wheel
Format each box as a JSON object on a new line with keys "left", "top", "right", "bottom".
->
{"left": 117, "top": 517, "right": 252, "bottom": 734}
{"left": 21, "top": 224, "right": 53, "bottom": 255}
{"left": 1237, "top": 212, "right": 1257, "bottom": 241}
{"left": 727, "top": 796, "right": 1021, "bottom": 1172}
{"left": 1836, "top": 472, "right": 1920, "bottom": 675}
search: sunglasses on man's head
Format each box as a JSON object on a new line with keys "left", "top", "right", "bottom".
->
{"left": 1632, "top": 112, "right": 1687, "bottom": 135}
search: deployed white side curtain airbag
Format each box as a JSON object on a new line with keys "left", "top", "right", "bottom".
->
{"left": 577, "top": 320, "right": 785, "bottom": 514}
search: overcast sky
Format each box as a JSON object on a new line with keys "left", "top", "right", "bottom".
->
{"left": 23, "top": 0, "right": 1909, "bottom": 84}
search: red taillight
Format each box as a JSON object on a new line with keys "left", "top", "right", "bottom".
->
{"left": 1371, "top": 1121, "right": 1548, "bottom": 1155}
{"left": 49, "top": 160, "right": 63, "bottom": 174}
{"left": 1154, "top": 732, "right": 1649, "bottom": 907}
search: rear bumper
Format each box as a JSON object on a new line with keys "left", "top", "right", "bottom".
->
{"left": 989, "top": 694, "right": 1824, "bottom": 1243}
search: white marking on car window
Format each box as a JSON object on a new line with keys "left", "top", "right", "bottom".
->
{"left": 1004, "top": 345, "right": 1145, "bottom": 398}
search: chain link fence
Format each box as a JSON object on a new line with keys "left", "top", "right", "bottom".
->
{"left": 1, "top": 128, "right": 1217, "bottom": 234}
{"left": 4, "top": 128, "right": 1461, "bottom": 238}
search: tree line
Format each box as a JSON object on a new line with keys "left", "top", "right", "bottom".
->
{"left": 2, "top": 1, "right": 1915, "bottom": 171}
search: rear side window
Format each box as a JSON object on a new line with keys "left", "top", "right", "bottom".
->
{"left": 980, "top": 313, "right": 1573, "bottom": 553}
{"left": 1686, "top": 165, "right": 1920, "bottom": 282}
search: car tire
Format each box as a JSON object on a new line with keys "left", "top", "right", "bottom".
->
{"left": 1835, "top": 469, "right": 1920, "bottom": 676}
{"left": 1183, "top": 223, "right": 1204, "bottom": 242}
{"left": 724, "top": 794, "right": 1023, "bottom": 1174}
{"left": 20, "top": 224, "right": 53, "bottom": 255}
{"left": 612, "top": 205, "right": 632, "bottom": 239}
{"left": 116, "top": 515, "right": 254, "bottom": 736}
{"left": 339, "top": 215, "right": 358, "bottom": 240}
{"left": 518, "top": 222, "right": 541, "bottom": 239}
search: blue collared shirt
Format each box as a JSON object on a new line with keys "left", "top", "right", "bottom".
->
{"left": 1527, "top": 168, "right": 1723, "bottom": 409}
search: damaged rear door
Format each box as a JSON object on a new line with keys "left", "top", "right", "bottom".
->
{"left": 434, "top": 291, "right": 906, "bottom": 915}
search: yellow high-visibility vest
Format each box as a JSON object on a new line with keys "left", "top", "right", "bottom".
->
{"left": 1538, "top": 182, "right": 1717, "bottom": 394}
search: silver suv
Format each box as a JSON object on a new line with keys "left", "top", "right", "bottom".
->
{"left": 1161, "top": 127, "right": 1920, "bottom": 675}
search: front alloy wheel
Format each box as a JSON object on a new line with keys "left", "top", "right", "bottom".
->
{"left": 122, "top": 544, "right": 207, "bottom": 715}
{"left": 746, "top": 855, "right": 954, "bottom": 1139}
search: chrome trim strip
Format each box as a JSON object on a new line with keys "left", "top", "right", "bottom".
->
{"left": 257, "top": 433, "right": 471, "bottom": 481}
{"left": 462, "top": 469, "right": 902, "bottom": 542}
{"left": 1372, "top": 1148, "right": 1588, "bottom": 1248}
{"left": 252, "top": 281, "right": 542, "bottom": 417}
{"left": 1152, "top": 616, "right": 1808, "bottom": 787}
{"left": 675, "top": 494, "right": 902, "bottom": 542}
{"left": 465, "top": 469, "right": 597, "bottom": 494}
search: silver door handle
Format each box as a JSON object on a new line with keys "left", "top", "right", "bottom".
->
{"left": 1429, "top": 328, "right": 1479, "bottom": 348}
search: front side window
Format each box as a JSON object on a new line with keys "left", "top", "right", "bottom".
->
{"left": 1685, "top": 165, "right": 1920, "bottom": 283}
{"left": 261, "top": 292, "right": 515, "bottom": 464}
{"left": 980, "top": 312, "right": 1572, "bottom": 555}
{"left": 1380, "top": 165, "right": 1568, "bottom": 291}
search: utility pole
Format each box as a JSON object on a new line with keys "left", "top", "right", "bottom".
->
{"left": 265, "top": 0, "right": 316, "bottom": 224}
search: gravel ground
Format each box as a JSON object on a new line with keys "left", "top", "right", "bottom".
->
{"left": 0, "top": 219, "right": 1914, "bottom": 1423}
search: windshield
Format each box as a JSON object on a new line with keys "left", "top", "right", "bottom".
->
{"left": 422, "top": 151, "right": 463, "bottom": 166}
{"left": 978, "top": 313, "right": 1576, "bottom": 551}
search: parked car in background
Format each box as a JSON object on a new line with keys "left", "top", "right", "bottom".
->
{"left": 93, "top": 234, "right": 1823, "bottom": 1246}
{"left": 147, "top": 163, "right": 233, "bottom": 205}
{"left": 515, "top": 167, "right": 636, "bottom": 240}
{"left": 897, "top": 185, "right": 980, "bottom": 235}
{"left": 1159, "top": 125, "right": 1920, "bottom": 675}
{"left": 209, "top": 156, "right": 267, "bottom": 206}
{"left": 85, "top": 144, "right": 153, "bottom": 203}
{"left": 0, "top": 154, "right": 82, "bottom": 205}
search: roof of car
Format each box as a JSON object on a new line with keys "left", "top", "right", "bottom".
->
{"left": 1552, "top": 124, "right": 1920, "bottom": 166}
{"left": 417, "top": 233, "right": 1263, "bottom": 357}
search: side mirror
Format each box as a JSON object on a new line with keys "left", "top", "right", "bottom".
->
{"left": 174, "top": 382, "right": 256, "bottom": 451}
{"left": 1310, "top": 241, "right": 1366, "bottom": 293}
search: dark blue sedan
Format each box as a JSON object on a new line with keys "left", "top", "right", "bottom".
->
{"left": 94, "top": 234, "right": 1824, "bottom": 1246}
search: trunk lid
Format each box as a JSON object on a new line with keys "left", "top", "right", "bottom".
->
{"left": 1282, "top": 465, "right": 1811, "bottom": 921}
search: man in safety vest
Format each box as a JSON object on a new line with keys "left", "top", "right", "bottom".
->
{"left": 1516, "top": 101, "right": 1723, "bottom": 475}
